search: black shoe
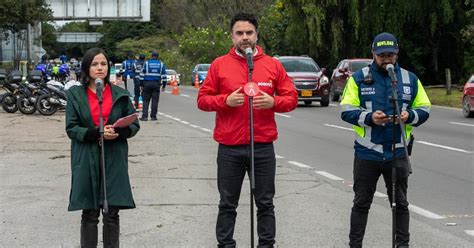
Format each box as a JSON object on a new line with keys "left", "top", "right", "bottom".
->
{"left": 151, "top": 117, "right": 157, "bottom": 121}
{"left": 139, "top": 117, "right": 148, "bottom": 121}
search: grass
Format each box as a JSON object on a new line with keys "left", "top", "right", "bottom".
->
{"left": 424, "top": 87, "right": 463, "bottom": 108}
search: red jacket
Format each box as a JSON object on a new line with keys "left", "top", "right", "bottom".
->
{"left": 197, "top": 46, "right": 297, "bottom": 145}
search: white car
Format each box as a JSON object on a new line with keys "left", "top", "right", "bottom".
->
{"left": 166, "top": 69, "right": 180, "bottom": 85}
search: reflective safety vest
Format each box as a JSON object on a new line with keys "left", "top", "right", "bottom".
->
{"left": 122, "top": 59, "right": 136, "bottom": 78}
{"left": 340, "top": 63, "right": 431, "bottom": 161}
{"left": 142, "top": 59, "right": 167, "bottom": 84}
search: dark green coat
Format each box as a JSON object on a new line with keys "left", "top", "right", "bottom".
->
{"left": 65, "top": 84, "right": 140, "bottom": 211}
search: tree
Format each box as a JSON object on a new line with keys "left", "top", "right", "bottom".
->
{"left": 0, "top": 0, "right": 53, "bottom": 68}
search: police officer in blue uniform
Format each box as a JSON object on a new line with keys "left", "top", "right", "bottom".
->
{"left": 140, "top": 51, "right": 167, "bottom": 121}
{"left": 134, "top": 54, "right": 146, "bottom": 109}
{"left": 341, "top": 32, "right": 431, "bottom": 247}
{"left": 122, "top": 52, "right": 136, "bottom": 93}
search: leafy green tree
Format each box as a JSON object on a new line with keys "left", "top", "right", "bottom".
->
{"left": 40, "top": 22, "right": 58, "bottom": 58}
{"left": 0, "top": 0, "right": 52, "bottom": 68}
{"left": 177, "top": 21, "right": 231, "bottom": 63}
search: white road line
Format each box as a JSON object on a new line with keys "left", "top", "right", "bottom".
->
{"left": 180, "top": 121, "right": 190, "bottom": 125}
{"left": 315, "top": 171, "right": 344, "bottom": 181}
{"left": 324, "top": 124, "right": 353, "bottom": 131}
{"left": 200, "top": 128, "right": 212, "bottom": 132}
{"left": 449, "top": 121, "right": 474, "bottom": 127}
{"left": 164, "top": 114, "right": 172, "bottom": 118}
{"left": 276, "top": 113, "right": 291, "bottom": 118}
{"left": 190, "top": 125, "right": 199, "bottom": 128}
{"left": 374, "top": 191, "right": 388, "bottom": 198}
{"left": 275, "top": 154, "right": 285, "bottom": 159}
{"left": 288, "top": 161, "right": 312, "bottom": 168}
{"left": 416, "top": 141, "right": 472, "bottom": 154}
{"left": 465, "top": 230, "right": 474, "bottom": 236}
{"left": 329, "top": 103, "right": 339, "bottom": 107}
{"left": 408, "top": 204, "right": 446, "bottom": 219}
{"left": 171, "top": 117, "right": 181, "bottom": 121}
{"left": 181, "top": 94, "right": 191, "bottom": 97}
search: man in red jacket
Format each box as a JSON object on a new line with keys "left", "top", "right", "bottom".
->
{"left": 197, "top": 12, "right": 297, "bottom": 248}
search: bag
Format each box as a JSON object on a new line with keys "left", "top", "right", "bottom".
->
{"left": 407, "top": 134, "right": 414, "bottom": 156}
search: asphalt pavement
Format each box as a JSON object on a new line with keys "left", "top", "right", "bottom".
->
{"left": 0, "top": 104, "right": 472, "bottom": 247}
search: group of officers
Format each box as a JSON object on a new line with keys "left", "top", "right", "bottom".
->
{"left": 120, "top": 51, "right": 167, "bottom": 121}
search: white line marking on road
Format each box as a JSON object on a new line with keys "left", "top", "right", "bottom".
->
{"left": 181, "top": 121, "right": 190, "bottom": 125}
{"left": 200, "top": 128, "right": 212, "bottom": 132}
{"left": 416, "top": 141, "right": 472, "bottom": 154}
{"left": 181, "top": 94, "right": 191, "bottom": 97}
{"left": 275, "top": 154, "right": 285, "bottom": 159}
{"left": 276, "top": 113, "right": 291, "bottom": 118}
{"left": 449, "top": 121, "right": 474, "bottom": 127}
{"left": 164, "top": 114, "right": 172, "bottom": 118}
{"left": 324, "top": 124, "right": 353, "bottom": 131}
{"left": 190, "top": 125, "right": 199, "bottom": 128}
{"left": 288, "top": 161, "right": 312, "bottom": 168}
{"left": 171, "top": 117, "right": 181, "bottom": 121}
{"left": 315, "top": 171, "right": 344, "bottom": 181}
{"left": 374, "top": 191, "right": 388, "bottom": 198}
{"left": 329, "top": 103, "right": 339, "bottom": 107}
{"left": 408, "top": 204, "right": 446, "bottom": 219}
{"left": 465, "top": 230, "right": 474, "bottom": 236}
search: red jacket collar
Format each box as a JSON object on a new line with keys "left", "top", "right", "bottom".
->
{"left": 229, "top": 45, "right": 265, "bottom": 61}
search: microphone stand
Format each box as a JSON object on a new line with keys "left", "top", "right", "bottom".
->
{"left": 97, "top": 86, "right": 109, "bottom": 214}
{"left": 247, "top": 58, "right": 255, "bottom": 248}
{"left": 388, "top": 68, "right": 411, "bottom": 248}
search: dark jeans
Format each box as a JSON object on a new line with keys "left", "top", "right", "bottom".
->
{"left": 81, "top": 207, "right": 120, "bottom": 248}
{"left": 216, "top": 143, "right": 276, "bottom": 248}
{"left": 142, "top": 81, "right": 161, "bottom": 118}
{"left": 349, "top": 157, "right": 410, "bottom": 248}
{"left": 133, "top": 77, "right": 141, "bottom": 108}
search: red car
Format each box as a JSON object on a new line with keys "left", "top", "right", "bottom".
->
{"left": 330, "top": 58, "right": 372, "bottom": 101}
{"left": 276, "top": 56, "right": 330, "bottom": 106}
{"left": 462, "top": 74, "right": 474, "bottom": 118}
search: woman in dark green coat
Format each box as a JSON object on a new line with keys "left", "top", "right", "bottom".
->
{"left": 66, "top": 48, "right": 140, "bottom": 248}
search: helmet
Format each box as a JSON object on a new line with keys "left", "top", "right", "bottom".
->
{"left": 35, "top": 64, "right": 47, "bottom": 75}
{"left": 139, "top": 54, "right": 145, "bottom": 60}
{"left": 59, "top": 63, "right": 70, "bottom": 75}
{"left": 151, "top": 51, "right": 158, "bottom": 57}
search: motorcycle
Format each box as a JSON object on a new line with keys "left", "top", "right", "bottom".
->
{"left": 36, "top": 79, "right": 79, "bottom": 116}
{"left": 16, "top": 70, "right": 46, "bottom": 115}
{"left": 1, "top": 70, "right": 22, "bottom": 113}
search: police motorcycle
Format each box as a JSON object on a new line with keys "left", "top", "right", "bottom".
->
{"left": 16, "top": 70, "right": 48, "bottom": 115}
{"left": 1, "top": 70, "right": 23, "bottom": 113}
{"left": 57, "top": 63, "right": 70, "bottom": 83}
{"left": 35, "top": 77, "right": 80, "bottom": 116}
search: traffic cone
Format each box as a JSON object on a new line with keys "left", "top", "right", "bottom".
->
{"left": 194, "top": 74, "right": 200, "bottom": 88}
{"left": 172, "top": 82, "right": 179, "bottom": 95}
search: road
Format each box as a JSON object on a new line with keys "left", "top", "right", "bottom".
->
{"left": 0, "top": 85, "right": 472, "bottom": 246}
{"left": 160, "top": 86, "right": 474, "bottom": 242}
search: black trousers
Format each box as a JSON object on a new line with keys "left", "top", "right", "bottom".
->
{"left": 349, "top": 157, "right": 410, "bottom": 248}
{"left": 81, "top": 207, "right": 120, "bottom": 248}
{"left": 141, "top": 81, "right": 161, "bottom": 118}
{"left": 216, "top": 143, "right": 276, "bottom": 248}
{"left": 133, "top": 77, "right": 141, "bottom": 108}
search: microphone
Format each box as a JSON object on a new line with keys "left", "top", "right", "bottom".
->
{"left": 95, "top": 78, "right": 103, "bottom": 102}
{"left": 245, "top": 47, "right": 254, "bottom": 71}
{"left": 386, "top": 64, "right": 397, "bottom": 83}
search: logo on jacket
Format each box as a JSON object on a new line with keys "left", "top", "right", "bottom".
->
{"left": 361, "top": 87, "right": 375, "bottom": 95}
{"left": 258, "top": 80, "right": 273, "bottom": 88}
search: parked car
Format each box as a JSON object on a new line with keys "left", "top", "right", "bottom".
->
{"left": 166, "top": 69, "right": 180, "bottom": 85}
{"left": 276, "top": 56, "right": 330, "bottom": 106}
{"left": 114, "top": 63, "right": 123, "bottom": 78}
{"left": 462, "top": 74, "right": 474, "bottom": 118}
{"left": 191, "top": 64, "right": 210, "bottom": 85}
{"left": 330, "top": 58, "right": 372, "bottom": 101}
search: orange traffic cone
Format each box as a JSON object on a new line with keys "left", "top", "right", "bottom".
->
{"left": 194, "top": 74, "right": 200, "bottom": 88}
{"left": 172, "top": 81, "right": 179, "bottom": 95}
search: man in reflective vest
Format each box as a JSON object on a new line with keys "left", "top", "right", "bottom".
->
{"left": 122, "top": 52, "right": 136, "bottom": 93}
{"left": 340, "top": 32, "right": 431, "bottom": 247}
{"left": 140, "top": 51, "right": 167, "bottom": 121}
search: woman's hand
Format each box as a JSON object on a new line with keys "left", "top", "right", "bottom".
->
{"left": 104, "top": 125, "right": 119, "bottom": 140}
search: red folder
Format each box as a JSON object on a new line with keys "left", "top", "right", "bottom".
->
{"left": 112, "top": 113, "right": 139, "bottom": 128}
